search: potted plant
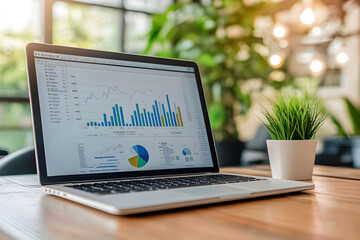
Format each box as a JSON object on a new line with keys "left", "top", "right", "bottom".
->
{"left": 144, "top": 1, "right": 292, "bottom": 165}
{"left": 262, "top": 91, "right": 327, "bottom": 180}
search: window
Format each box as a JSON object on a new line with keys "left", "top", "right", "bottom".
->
{"left": 0, "top": 0, "right": 41, "bottom": 153}
{"left": 0, "top": 0, "right": 174, "bottom": 154}
{"left": 124, "top": 12, "right": 152, "bottom": 53}
{"left": 53, "top": 1, "right": 122, "bottom": 51}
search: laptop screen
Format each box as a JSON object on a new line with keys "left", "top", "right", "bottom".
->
{"left": 33, "top": 51, "right": 214, "bottom": 176}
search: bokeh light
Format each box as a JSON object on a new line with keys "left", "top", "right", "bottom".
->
{"left": 273, "top": 25, "right": 287, "bottom": 38}
{"left": 336, "top": 51, "right": 349, "bottom": 65}
{"left": 269, "top": 54, "right": 282, "bottom": 68}
{"left": 309, "top": 60, "right": 324, "bottom": 73}
{"left": 312, "top": 26, "right": 322, "bottom": 36}
{"left": 300, "top": 8, "right": 315, "bottom": 25}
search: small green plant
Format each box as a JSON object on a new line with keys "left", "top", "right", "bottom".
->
{"left": 262, "top": 92, "right": 327, "bottom": 140}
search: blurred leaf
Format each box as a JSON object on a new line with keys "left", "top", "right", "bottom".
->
{"left": 329, "top": 114, "right": 348, "bottom": 138}
{"left": 144, "top": 3, "right": 182, "bottom": 54}
{"left": 196, "top": 53, "right": 216, "bottom": 67}
{"left": 343, "top": 97, "right": 360, "bottom": 135}
{"left": 155, "top": 50, "right": 176, "bottom": 58}
{"left": 208, "top": 103, "right": 227, "bottom": 129}
{"left": 233, "top": 85, "right": 251, "bottom": 115}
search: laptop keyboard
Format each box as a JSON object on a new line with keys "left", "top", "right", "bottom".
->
{"left": 66, "top": 174, "right": 265, "bottom": 195}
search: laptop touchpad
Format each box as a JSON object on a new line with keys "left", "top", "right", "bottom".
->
{"left": 175, "top": 185, "right": 251, "bottom": 198}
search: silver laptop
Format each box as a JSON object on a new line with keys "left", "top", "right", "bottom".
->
{"left": 26, "top": 43, "right": 314, "bottom": 215}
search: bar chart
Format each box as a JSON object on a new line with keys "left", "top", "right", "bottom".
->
{"left": 86, "top": 94, "right": 184, "bottom": 127}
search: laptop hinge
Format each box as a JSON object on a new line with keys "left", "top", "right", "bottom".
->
{"left": 68, "top": 172, "right": 217, "bottom": 184}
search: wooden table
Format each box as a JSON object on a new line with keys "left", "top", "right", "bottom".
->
{"left": 1, "top": 166, "right": 360, "bottom": 240}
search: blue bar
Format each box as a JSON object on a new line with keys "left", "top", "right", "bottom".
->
{"left": 134, "top": 111, "right": 139, "bottom": 126}
{"left": 143, "top": 109, "right": 149, "bottom": 126}
{"left": 173, "top": 102, "right": 179, "bottom": 125}
{"left": 152, "top": 105, "right": 158, "bottom": 126}
{"left": 172, "top": 112, "right": 177, "bottom": 126}
{"left": 131, "top": 116, "right": 135, "bottom": 126}
{"left": 162, "top": 104, "right": 168, "bottom": 127}
{"left": 147, "top": 112, "right": 152, "bottom": 126}
{"left": 94, "top": 122, "right": 97, "bottom": 126}
{"left": 151, "top": 112, "right": 157, "bottom": 127}
{"left": 103, "top": 114, "right": 107, "bottom": 126}
{"left": 87, "top": 123, "right": 90, "bottom": 126}
{"left": 167, "top": 95, "right": 174, "bottom": 126}
{"left": 126, "top": 123, "right": 129, "bottom": 126}
{"left": 94, "top": 156, "right": 116, "bottom": 159}
{"left": 155, "top": 100, "right": 161, "bottom": 126}
{"left": 108, "top": 121, "right": 111, "bottom": 126}
{"left": 173, "top": 112, "right": 177, "bottom": 126}
{"left": 136, "top": 104, "right": 142, "bottom": 126}
{"left": 101, "top": 122, "right": 104, "bottom": 126}
{"left": 119, "top": 107, "right": 125, "bottom": 126}
{"left": 112, "top": 106, "right": 118, "bottom": 126}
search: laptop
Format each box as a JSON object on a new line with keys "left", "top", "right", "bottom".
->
{"left": 25, "top": 43, "right": 314, "bottom": 215}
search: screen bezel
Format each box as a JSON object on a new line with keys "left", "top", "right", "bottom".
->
{"left": 26, "top": 43, "right": 219, "bottom": 185}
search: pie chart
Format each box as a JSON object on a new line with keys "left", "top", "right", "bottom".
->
{"left": 128, "top": 145, "right": 149, "bottom": 168}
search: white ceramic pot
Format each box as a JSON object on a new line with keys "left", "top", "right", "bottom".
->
{"left": 266, "top": 140, "right": 317, "bottom": 180}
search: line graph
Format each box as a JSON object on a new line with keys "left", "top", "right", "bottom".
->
{"left": 98, "top": 143, "right": 122, "bottom": 155}
{"left": 83, "top": 86, "right": 160, "bottom": 104}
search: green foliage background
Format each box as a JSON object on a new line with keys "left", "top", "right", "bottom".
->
{"left": 145, "top": 0, "right": 293, "bottom": 141}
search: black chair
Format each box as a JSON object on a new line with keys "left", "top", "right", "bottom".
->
{"left": 0, "top": 147, "right": 9, "bottom": 157}
{"left": 241, "top": 124, "right": 271, "bottom": 166}
{"left": 0, "top": 146, "right": 36, "bottom": 176}
{"left": 315, "top": 137, "right": 354, "bottom": 167}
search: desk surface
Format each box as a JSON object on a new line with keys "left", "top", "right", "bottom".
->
{"left": 1, "top": 166, "right": 360, "bottom": 240}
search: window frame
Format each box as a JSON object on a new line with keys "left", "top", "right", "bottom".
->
{"left": 1, "top": 0, "right": 176, "bottom": 102}
{"left": 43, "top": 0, "right": 176, "bottom": 51}
{"left": 0, "top": 0, "right": 176, "bottom": 131}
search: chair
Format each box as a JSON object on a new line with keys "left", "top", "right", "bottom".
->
{"left": 241, "top": 124, "right": 271, "bottom": 166}
{"left": 0, "top": 146, "right": 36, "bottom": 176}
{"left": 0, "top": 147, "right": 9, "bottom": 157}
